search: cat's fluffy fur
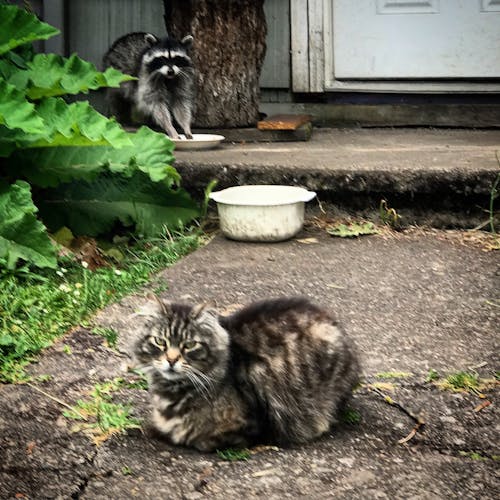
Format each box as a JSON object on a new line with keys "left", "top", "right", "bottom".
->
{"left": 133, "top": 296, "right": 359, "bottom": 452}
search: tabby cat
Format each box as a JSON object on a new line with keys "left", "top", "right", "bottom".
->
{"left": 133, "top": 296, "right": 360, "bottom": 452}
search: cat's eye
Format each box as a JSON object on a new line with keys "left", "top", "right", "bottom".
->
{"left": 182, "top": 340, "right": 198, "bottom": 350}
{"left": 150, "top": 336, "right": 167, "bottom": 349}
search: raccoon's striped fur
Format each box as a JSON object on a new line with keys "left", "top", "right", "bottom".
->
{"left": 133, "top": 297, "right": 360, "bottom": 452}
{"left": 103, "top": 32, "right": 195, "bottom": 139}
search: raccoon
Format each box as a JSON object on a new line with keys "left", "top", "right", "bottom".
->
{"left": 103, "top": 32, "right": 195, "bottom": 139}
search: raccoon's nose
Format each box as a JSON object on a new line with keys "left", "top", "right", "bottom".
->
{"left": 166, "top": 67, "right": 176, "bottom": 76}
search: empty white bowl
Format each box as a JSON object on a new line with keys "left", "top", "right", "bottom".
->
{"left": 172, "top": 134, "right": 225, "bottom": 151}
{"left": 209, "top": 185, "right": 316, "bottom": 242}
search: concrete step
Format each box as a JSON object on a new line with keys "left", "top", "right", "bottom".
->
{"left": 174, "top": 128, "right": 500, "bottom": 228}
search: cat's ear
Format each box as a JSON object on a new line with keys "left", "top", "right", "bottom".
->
{"left": 134, "top": 295, "right": 170, "bottom": 318}
{"left": 190, "top": 301, "right": 217, "bottom": 320}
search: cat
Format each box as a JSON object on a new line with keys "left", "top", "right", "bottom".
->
{"left": 133, "top": 296, "right": 360, "bottom": 452}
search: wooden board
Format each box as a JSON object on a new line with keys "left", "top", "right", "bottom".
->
{"left": 257, "top": 114, "right": 312, "bottom": 130}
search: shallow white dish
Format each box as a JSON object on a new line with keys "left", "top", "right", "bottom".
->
{"left": 172, "top": 133, "right": 225, "bottom": 151}
{"left": 209, "top": 185, "right": 316, "bottom": 242}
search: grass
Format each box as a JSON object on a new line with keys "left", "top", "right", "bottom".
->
{"left": 91, "top": 326, "right": 119, "bottom": 349}
{"left": 433, "top": 370, "right": 498, "bottom": 396}
{"left": 63, "top": 376, "right": 145, "bottom": 445}
{"left": 340, "top": 407, "right": 361, "bottom": 425}
{"left": 0, "top": 229, "right": 201, "bottom": 383}
{"left": 216, "top": 448, "right": 251, "bottom": 462}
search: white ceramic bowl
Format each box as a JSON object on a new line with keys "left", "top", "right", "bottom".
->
{"left": 209, "top": 185, "right": 316, "bottom": 242}
{"left": 172, "top": 134, "right": 225, "bottom": 151}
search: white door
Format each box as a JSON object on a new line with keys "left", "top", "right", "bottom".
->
{"left": 331, "top": 0, "right": 500, "bottom": 79}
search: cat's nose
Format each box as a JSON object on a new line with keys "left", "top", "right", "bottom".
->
{"left": 166, "top": 347, "right": 181, "bottom": 367}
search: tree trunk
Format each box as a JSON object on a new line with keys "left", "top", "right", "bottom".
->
{"left": 165, "top": 0, "right": 267, "bottom": 128}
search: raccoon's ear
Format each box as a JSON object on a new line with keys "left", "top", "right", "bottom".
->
{"left": 181, "top": 35, "right": 194, "bottom": 50}
{"left": 144, "top": 33, "right": 158, "bottom": 46}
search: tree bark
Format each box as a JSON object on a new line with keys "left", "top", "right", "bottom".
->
{"left": 165, "top": 0, "right": 267, "bottom": 128}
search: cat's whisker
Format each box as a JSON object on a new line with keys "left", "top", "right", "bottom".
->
{"left": 183, "top": 369, "right": 212, "bottom": 401}
{"left": 186, "top": 365, "right": 217, "bottom": 388}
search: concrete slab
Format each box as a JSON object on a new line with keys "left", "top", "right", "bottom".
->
{"left": 175, "top": 128, "right": 500, "bottom": 226}
{"left": 1, "top": 228, "right": 498, "bottom": 499}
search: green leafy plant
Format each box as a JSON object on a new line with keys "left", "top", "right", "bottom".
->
{"left": 327, "top": 221, "right": 379, "bottom": 238}
{"left": 0, "top": 229, "right": 200, "bottom": 383}
{"left": 0, "top": 4, "right": 199, "bottom": 271}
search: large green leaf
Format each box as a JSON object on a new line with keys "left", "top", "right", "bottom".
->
{"left": 0, "top": 180, "right": 56, "bottom": 269}
{"left": 0, "top": 5, "right": 59, "bottom": 55}
{"left": 1, "top": 97, "right": 134, "bottom": 158}
{"left": 38, "top": 172, "right": 200, "bottom": 237}
{"left": 8, "top": 53, "right": 135, "bottom": 99}
{"left": 0, "top": 79, "right": 44, "bottom": 133}
{"left": 9, "top": 125, "right": 177, "bottom": 187}
{"left": 34, "top": 98, "right": 133, "bottom": 147}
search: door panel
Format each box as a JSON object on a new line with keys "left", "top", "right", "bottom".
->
{"left": 332, "top": 0, "right": 500, "bottom": 79}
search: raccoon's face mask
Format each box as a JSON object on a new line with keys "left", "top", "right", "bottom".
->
{"left": 146, "top": 53, "right": 192, "bottom": 79}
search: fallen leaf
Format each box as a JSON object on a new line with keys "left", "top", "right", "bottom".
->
{"left": 26, "top": 441, "right": 36, "bottom": 455}
{"left": 327, "top": 222, "right": 379, "bottom": 238}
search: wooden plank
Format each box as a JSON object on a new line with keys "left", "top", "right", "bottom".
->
{"left": 257, "top": 114, "right": 312, "bottom": 130}
{"left": 261, "top": 0, "right": 291, "bottom": 88}
{"left": 290, "top": 0, "right": 309, "bottom": 91}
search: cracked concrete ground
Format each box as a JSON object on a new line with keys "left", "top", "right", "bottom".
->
{"left": 1, "top": 227, "right": 498, "bottom": 499}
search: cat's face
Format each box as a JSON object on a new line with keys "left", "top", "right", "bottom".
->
{"left": 134, "top": 301, "right": 229, "bottom": 387}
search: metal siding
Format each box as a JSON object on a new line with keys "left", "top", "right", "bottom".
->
{"left": 66, "top": 0, "right": 165, "bottom": 69}
{"left": 261, "top": 0, "right": 291, "bottom": 88}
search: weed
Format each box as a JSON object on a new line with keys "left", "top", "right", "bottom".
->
{"left": 121, "top": 466, "right": 133, "bottom": 476}
{"left": 92, "top": 327, "right": 118, "bottom": 349}
{"left": 425, "top": 369, "right": 439, "bottom": 382}
{"left": 440, "top": 371, "right": 480, "bottom": 393}
{"left": 340, "top": 407, "right": 361, "bottom": 425}
{"left": 62, "top": 345, "right": 72, "bottom": 355}
{"left": 63, "top": 378, "right": 142, "bottom": 445}
{"left": 379, "top": 199, "right": 402, "bottom": 228}
{"left": 216, "top": 448, "right": 251, "bottom": 462}
{"left": 434, "top": 370, "right": 498, "bottom": 396}
{"left": 458, "top": 451, "right": 489, "bottom": 461}
{"left": 0, "top": 230, "right": 201, "bottom": 383}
